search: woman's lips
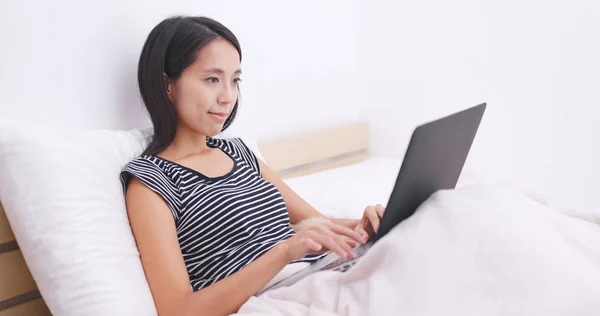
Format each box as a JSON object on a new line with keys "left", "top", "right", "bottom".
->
{"left": 208, "top": 112, "right": 228, "bottom": 122}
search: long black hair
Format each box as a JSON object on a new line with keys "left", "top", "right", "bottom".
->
{"left": 137, "top": 16, "right": 242, "bottom": 156}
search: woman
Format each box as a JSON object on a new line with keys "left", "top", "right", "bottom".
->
{"left": 121, "top": 15, "right": 384, "bottom": 316}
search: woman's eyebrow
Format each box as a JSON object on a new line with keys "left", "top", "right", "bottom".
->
{"left": 202, "top": 68, "right": 242, "bottom": 75}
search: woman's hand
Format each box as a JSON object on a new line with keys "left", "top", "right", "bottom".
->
{"left": 282, "top": 221, "right": 368, "bottom": 261}
{"left": 354, "top": 204, "right": 385, "bottom": 240}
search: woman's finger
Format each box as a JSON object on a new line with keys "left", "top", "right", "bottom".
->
{"left": 311, "top": 234, "right": 348, "bottom": 258}
{"left": 345, "top": 238, "right": 359, "bottom": 249}
{"left": 365, "top": 206, "right": 380, "bottom": 233}
{"left": 335, "top": 235, "right": 356, "bottom": 258}
{"left": 302, "top": 237, "right": 322, "bottom": 252}
{"left": 375, "top": 204, "right": 385, "bottom": 218}
{"left": 326, "top": 222, "right": 368, "bottom": 244}
{"left": 354, "top": 225, "right": 369, "bottom": 241}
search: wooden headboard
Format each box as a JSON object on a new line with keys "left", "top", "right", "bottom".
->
{"left": 259, "top": 121, "right": 370, "bottom": 178}
{"left": 0, "top": 204, "right": 51, "bottom": 315}
{"left": 0, "top": 120, "right": 370, "bottom": 316}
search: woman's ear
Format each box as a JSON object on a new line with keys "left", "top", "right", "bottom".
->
{"left": 163, "top": 73, "right": 173, "bottom": 101}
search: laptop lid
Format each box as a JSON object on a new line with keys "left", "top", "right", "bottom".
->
{"left": 373, "top": 103, "right": 487, "bottom": 241}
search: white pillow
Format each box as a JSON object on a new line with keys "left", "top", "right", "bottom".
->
{"left": 0, "top": 119, "right": 157, "bottom": 316}
{"left": 0, "top": 118, "right": 267, "bottom": 316}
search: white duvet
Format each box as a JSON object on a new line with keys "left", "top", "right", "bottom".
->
{"left": 234, "top": 184, "right": 600, "bottom": 316}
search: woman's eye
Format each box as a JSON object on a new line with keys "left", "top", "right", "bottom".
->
{"left": 207, "top": 77, "right": 219, "bottom": 83}
{"left": 233, "top": 78, "right": 242, "bottom": 85}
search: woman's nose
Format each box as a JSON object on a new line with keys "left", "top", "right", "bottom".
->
{"left": 217, "top": 84, "right": 236, "bottom": 105}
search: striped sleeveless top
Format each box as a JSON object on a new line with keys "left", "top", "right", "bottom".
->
{"left": 120, "top": 137, "right": 326, "bottom": 291}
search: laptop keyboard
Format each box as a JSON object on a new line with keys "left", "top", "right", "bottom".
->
{"left": 321, "top": 242, "right": 372, "bottom": 272}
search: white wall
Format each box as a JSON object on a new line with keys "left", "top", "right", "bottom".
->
{"left": 359, "top": 0, "right": 600, "bottom": 210}
{"left": 1, "top": 0, "right": 597, "bottom": 210}
{"left": 0, "top": 0, "right": 361, "bottom": 137}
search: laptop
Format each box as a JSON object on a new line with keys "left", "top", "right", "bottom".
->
{"left": 262, "top": 103, "right": 487, "bottom": 292}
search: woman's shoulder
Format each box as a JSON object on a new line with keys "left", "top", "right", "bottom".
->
{"left": 121, "top": 155, "right": 167, "bottom": 175}
{"left": 208, "top": 136, "right": 261, "bottom": 175}
{"left": 120, "top": 155, "right": 171, "bottom": 188}
{"left": 120, "top": 154, "right": 183, "bottom": 221}
{"left": 124, "top": 154, "right": 157, "bottom": 167}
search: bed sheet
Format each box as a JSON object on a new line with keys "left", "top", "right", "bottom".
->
{"left": 236, "top": 185, "right": 600, "bottom": 316}
{"left": 283, "top": 156, "right": 481, "bottom": 219}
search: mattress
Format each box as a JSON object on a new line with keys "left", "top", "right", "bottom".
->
{"left": 283, "top": 156, "right": 480, "bottom": 219}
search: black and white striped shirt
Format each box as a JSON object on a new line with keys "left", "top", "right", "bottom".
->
{"left": 120, "top": 137, "right": 325, "bottom": 291}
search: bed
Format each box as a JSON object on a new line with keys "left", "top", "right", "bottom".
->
{"left": 1, "top": 121, "right": 373, "bottom": 315}
{"left": 1, "top": 121, "right": 599, "bottom": 316}
{"left": 0, "top": 121, "right": 401, "bottom": 314}
{"left": 0, "top": 121, "right": 381, "bottom": 315}
{"left": 0, "top": 206, "right": 51, "bottom": 315}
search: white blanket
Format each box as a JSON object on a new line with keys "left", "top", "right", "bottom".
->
{"left": 234, "top": 185, "right": 600, "bottom": 316}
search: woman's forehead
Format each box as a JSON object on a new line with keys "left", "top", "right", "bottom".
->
{"left": 192, "top": 38, "right": 241, "bottom": 73}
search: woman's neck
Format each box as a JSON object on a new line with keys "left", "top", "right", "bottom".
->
{"left": 161, "top": 127, "right": 211, "bottom": 161}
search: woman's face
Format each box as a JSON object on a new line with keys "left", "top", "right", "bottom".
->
{"left": 166, "top": 37, "right": 241, "bottom": 137}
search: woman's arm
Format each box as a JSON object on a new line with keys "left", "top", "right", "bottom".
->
{"left": 126, "top": 178, "right": 291, "bottom": 316}
{"left": 258, "top": 159, "right": 360, "bottom": 229}
{"left": 126, "top": 177, "right": 365, "bottom": 316}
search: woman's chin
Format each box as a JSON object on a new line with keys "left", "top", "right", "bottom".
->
{"left": 207, "top": 125, "right": 225, "bottom": 137}
{"left": 179, "top": 121, "right": 223, "bottom": 138}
